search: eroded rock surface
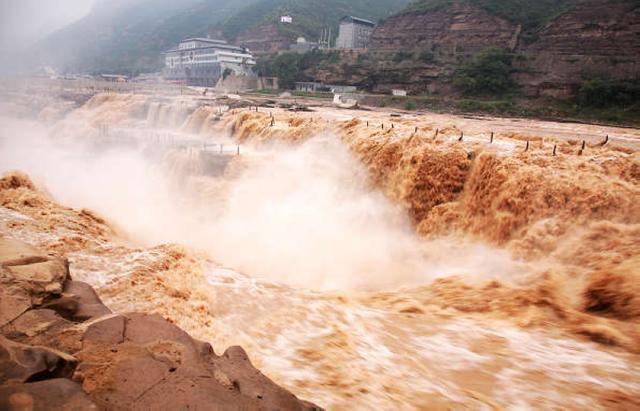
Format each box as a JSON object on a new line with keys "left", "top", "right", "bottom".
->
{"left": 0, "top": 238, "right": 69, "bottom": 327}
{"left": 0, "top": 238, "right": 321, "bottom": 410}
{"left": 0, "top": 378, "right": 98, "bottom": 411}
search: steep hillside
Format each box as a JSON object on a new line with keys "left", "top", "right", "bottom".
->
{"left": 355, "top": 0, "right": 639, "bottom": 99}
{"left": 33, "top": 0, "right": 258, "bottom": 75}
{"left": 220, "top": 0, "right": 412, "bottom": 53}
{"left": 517, "top": 0, "right": 640, "bottom": 98}
{"left": 371, "top": 3, "right": 518, "bottom": 54}
{"left": 32, "top": 0, "right": 410, "bottom": 73}
{"left": 397, "top": 0, "right": 576, "bottom": 33}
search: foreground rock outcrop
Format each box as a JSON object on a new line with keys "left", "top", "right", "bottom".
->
{"left": 0, "top": 237, "right": 320, "bottom": 410}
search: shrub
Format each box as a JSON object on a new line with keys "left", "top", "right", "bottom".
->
{"left": 404, "top": 99, "right": 417, "bottom": 110}
{"left": 392, "top": 51, "right": 414, "bottom": 63}
{"left": 577, "top": 78, "right": 640, "bottom": 108}
{"left": 253, "top": 49, "right": 343, "bottom": 89}
{"left": 453, "top": 47, "right": 517, "bottom": 96}
{"left": 418, "top": 51, "right": 435, "bottom": 63}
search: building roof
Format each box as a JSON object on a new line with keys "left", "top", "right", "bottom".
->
{"left": 340, "top": 16, "right": 375, "bottom": 27}
{"left": 100, "top": 74, "right": 128, "bottom": 78}
{"left": 164, "top": 43, "right": 247, "bottom": 54}
{"left": 180, "top": 38, "right": 228, "bottom": 45}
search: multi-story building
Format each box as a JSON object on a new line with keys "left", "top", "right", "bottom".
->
{"left": 335, "top": 16, "right": 375, "bottom": 49}
{"left": 163, "top": 37, "right": 256, "bottom": 86}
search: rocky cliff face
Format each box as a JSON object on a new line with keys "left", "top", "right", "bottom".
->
{"left": 359, "top": 3, "right": 520, "bottom": 94}
{"left": 344, "top": 0, "right": 640, "bottom": 97}
{"left": 0, "top": 233, "right": 320, "bottom": 410}
{"left": 371, "top": 3, "right": 519, "bottom": 55}
{"left": 301, "top": 3, "right": 522, "bottom": 95}
{"left": 516, "top": 0, "right": 640, "bottom": 98}
{"left": 237, "top": 24, "right": 293, "bottom": 54}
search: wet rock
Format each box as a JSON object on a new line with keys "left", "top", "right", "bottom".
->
{"left": 38, "top": 281, "right": 111, "bottom": 323}
{"left": 0, "top": 238, "right": 70, "bottom": 326}
{"left": 2, "top": 309, "right": 83, "bottom": 355}
{"left": 0, "top": 285, "right": 31, "bottom": 330}
{"left": 63, "top": 281, "right": 112, "bottom": 321}
{"left": 0, "top": 336, "right": 78, "bottom": 384}
{"left": 0, "top": 378, "right": 97, "bottom": 410}
{"left": 2, "top": 309, "right": 67, "bottom": 339}
{"left": 76, "top": 313, "right": 320, "bottom": 410}
{"left": 39, "top": 295, "right": 80, "bottom": 319}
{"left": 0, "top": 238, "right": 321, "bottom": 410}
{"left": 82, "top": 315, "right": 126, "bottom": 349}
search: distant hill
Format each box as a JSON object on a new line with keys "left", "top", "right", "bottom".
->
{"left": 218, "top": 0, "right": 413, "bottom": 43}
{"left": 32, "top": 0, "right": 411, "bottom": 75}
{"left": 33, "top": 0, "right": 259, "bottom": 75}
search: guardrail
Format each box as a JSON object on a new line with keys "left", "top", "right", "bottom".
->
{"left": 1, "top": 78, "right": 187, "bottom": 96}
{"left": 96, "top": 127, "right": 241, "bottom": 156}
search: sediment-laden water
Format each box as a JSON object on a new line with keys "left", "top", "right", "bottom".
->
{"left": 1, "top": 91, "right": 639, "bottom": 409}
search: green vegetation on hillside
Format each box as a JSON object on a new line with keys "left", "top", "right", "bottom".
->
{"left": 254, "top": 49, "right": 341, "bottom": 88}
{"left": 34, "top": 0, "right": 258, "bottom": 75}
{"left": 34, "top": 0, "right": 410, "bottom": 74}
{"left": 577, "top": 78, "right": 640, "bottom": 109}
{"left": 453, "top": 47, "right": 517, "bottom": 96}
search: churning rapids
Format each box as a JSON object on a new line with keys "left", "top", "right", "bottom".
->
{"left": 1, "top": 89, "right": 639, "bottom": 409}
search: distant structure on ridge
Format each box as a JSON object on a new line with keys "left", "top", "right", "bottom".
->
{"left": 335, "top": 16, "right": 375, "bottom": 49}
{"left": 162, "top": 37, "right": 256, "bottom": 86}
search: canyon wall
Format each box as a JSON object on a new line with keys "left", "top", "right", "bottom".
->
{"left": 237, "top": 24, "right": 292, "bottom": 54}
{"left": 310, "top": 0, "right": 640, "bottom": 97}
{"left": 517, "top": 0, "right": 640, "bottom": 97}
{"left": 370, "top": 3, "right": 518, "bottom": 55}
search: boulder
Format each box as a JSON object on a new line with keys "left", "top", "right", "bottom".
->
{"left": 0, "top": 378, "right": 97, "bottom": 411}
{"left": 75, "top": 313, "right": 320, "bottom": 410}
{"left": 62, "top": 281, "right": 112, "bottom": 321}
{"left": 0, "top": 238, "right": 70, "bottom": 326}
{"left": 0, "top": 336, "right": 78, "bottom": 384}
{"left": 1, "top": 309, "right": 83, "bottom": 354}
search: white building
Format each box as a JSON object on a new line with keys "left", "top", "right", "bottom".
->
{"left": 335, "top": 16, "right": 375, "bottom": 49}
{"left": 163, "top": 38, "right": 256, "bottom": 86}
{"left": 280, "top": 15, "right": 293, "bottom": 24}
{"left": 289, "top": 37, "right": 320, "bottom": 52}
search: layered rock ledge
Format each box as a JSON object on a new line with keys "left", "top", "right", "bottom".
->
{"left": 0, "top": 237, "right": 320, "bottom": 410}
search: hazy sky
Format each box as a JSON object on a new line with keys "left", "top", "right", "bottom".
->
{"left": 0, "top": 0, "right": 95, "bottom": 52}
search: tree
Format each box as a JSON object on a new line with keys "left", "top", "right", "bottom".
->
{"left": 577, "top": 78, "right": 640, "bottom": 108}
{"left": 453, "top": 47, "right": 517, "bottom": 96}
{"left": 253, "top": 50, "right": 341, "bottom": 89}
